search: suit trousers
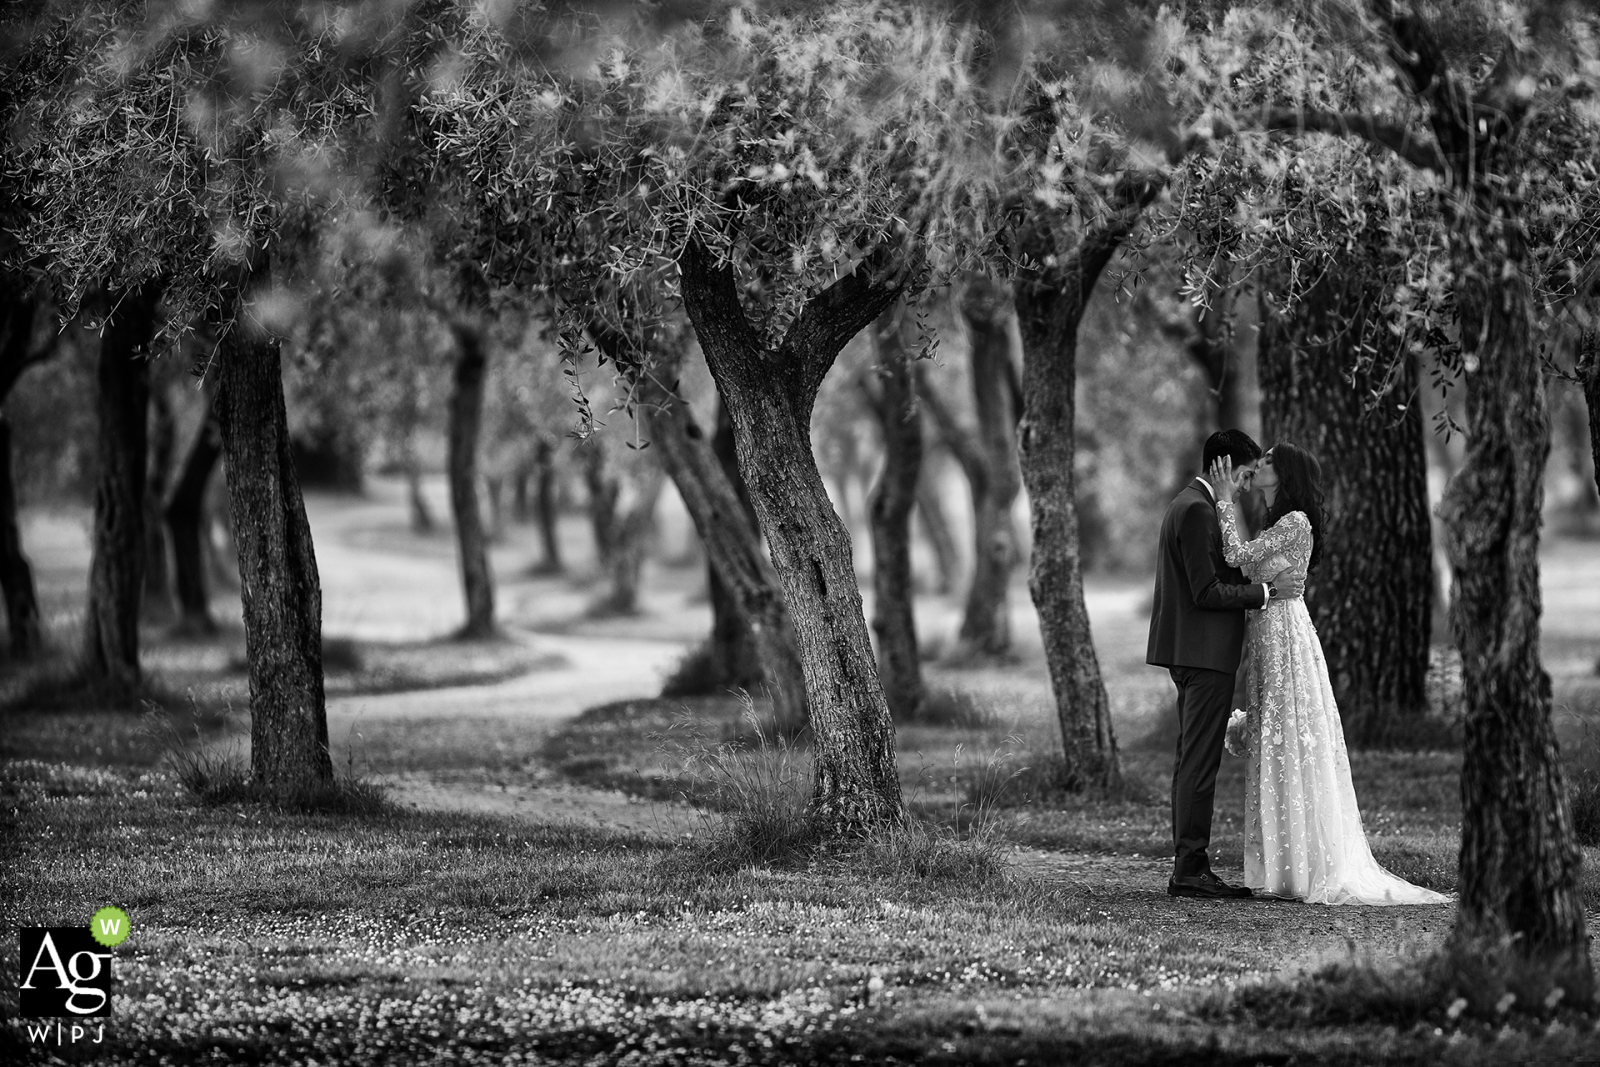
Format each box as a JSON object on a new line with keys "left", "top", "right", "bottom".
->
{"left": 1169, "top": 664, "right": 1236, "bottom": 878}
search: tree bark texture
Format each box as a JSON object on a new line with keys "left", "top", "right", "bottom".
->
{"left": 165, "top": 396, "right": 222, "bottom": 635}
{"left": 921, "top": 277, "right": 1023, "bottom": 661}
{"left": 446, "top": 321, "right": 496, "bottom": 638}
{"left": 1444, "top": 257, "right": 1588, "bottom": 989}
{"left": 1257, "top": 270, "right": 1433, "bottom": 744}
{"left": 680, "top": 241, "right": 905, "bottom": 831}
{"left": 0, "top": 418, "right": 43, "bottom": 657}
{"left": 864, "top": 303, "right": 925, "bottom": 721}
{"left": 142, "top": 386, "right": 176, "bottom": 624}
{"left": 1375, "top": 12, "right": 1592, "bottom": 992}
{"left": 1015, "top": 277, "right": 1122, "bottom": 792}
{"left": 82, "top": 289, "right": 154, "bottom": 688}
{"left": 634, "top": 365, "right": 809, "bottom": 733}
{"left": 705, "top": 398, "right": 766, "bottom": 691}
{"left": 219, "top": 317, "right": 333, "bottom": 799}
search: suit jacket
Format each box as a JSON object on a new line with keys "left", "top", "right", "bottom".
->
{"left": 1146, "top": 478, "right": 1267, "bottom": 673}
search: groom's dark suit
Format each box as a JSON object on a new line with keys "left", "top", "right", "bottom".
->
{"left": 1148, "top": 478, "right": 1267, "bottom": 880}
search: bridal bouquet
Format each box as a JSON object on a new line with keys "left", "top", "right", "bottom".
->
{"left": 1224, "top": 709, "right": 1250, "bottom": 757}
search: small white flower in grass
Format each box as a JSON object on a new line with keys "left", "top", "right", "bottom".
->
{"left": 1494, "top": 992, "right": 1517, "bottom": 1016}
{"left": 1544, "top": 987, "right": 1565, "bottom": 1010}
{"left": 1446, "top": 997, "right": 1468, "bottom": 1021}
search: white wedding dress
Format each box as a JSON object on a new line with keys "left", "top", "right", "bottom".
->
{"left": 1216, "top": 501, "right": 1450, "bottom": 906}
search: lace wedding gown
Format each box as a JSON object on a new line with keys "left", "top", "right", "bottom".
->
{"left": 1216, "top": 502, "right": 1450, "bottom": 906}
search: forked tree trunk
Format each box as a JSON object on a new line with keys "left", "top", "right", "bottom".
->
{"left": 0, "top": 417, "right": 42, "bottom": 658}
{"left": 82, "top": 289, "right": 154, "bottom": 689}
{"left": 1257, "top": 269, "right": 1433, "bottom": 744}
{"left": 142, "top": 387, "right": 176, "bottom": 625}
{"left": 705, "top": 399, "right": 765, "bottom": 690}
{"left": 634, "top": 366, "right": 808, "bottom": 733}
{"left": 922, "top": 278, "right": 1022, "bottom": 661}
{"left": 864, "top": 303, "right": 925, "bottom": 721}
{"left": 680, "top": 241, "right": 905, "bottom": 831}
{"left": 1015, "top": 284, "right": 1120, "bottom": 793}
{"left": 446, "top": 321, "right": 496, "bottom": 638}
{"left": 166, "top": 396, "right": 222, "bottom": 635}
{"left": 1444, "top": 250, "right": 1589, "bottom": 994}
{"left": 218, "top": 309, "right": 332, "bottom": 799}
{"left": 1013, "top": 188, "right": 1162, "bottom": 794}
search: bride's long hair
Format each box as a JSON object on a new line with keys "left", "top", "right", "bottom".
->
{"left": 1264, "top": 441, "right": 1326, "bottom": 573}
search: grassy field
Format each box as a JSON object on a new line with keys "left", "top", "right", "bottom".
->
{"left": 4, "top": 493, "right": 1600, "bottom": 1064}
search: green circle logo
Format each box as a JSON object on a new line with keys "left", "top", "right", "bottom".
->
{"left": 90, "top": 906, "right": 131, "bottom": 948}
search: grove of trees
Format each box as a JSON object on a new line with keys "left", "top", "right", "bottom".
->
{"left": 2, "top": 0, "right": 1598, "bottom": 993}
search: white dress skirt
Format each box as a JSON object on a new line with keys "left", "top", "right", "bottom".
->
{"left": 1217, "top": 501, "right": 1450, "bottom": 906}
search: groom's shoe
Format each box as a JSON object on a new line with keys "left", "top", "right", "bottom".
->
{"left": 1168, "top": 870, "right": 1253, "bottom": 899}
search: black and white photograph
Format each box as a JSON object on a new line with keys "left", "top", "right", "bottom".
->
{"left": 4, "top": 0, "right": 1600, "bottom": 1063}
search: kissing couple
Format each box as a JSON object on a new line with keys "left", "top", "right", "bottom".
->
{"left": 1147, "top": 429, "right": 1450, "bottom": 906}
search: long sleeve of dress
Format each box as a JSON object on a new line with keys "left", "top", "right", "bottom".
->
{"left": 1215, "top": 501, "right": 1309, "bottom": 571}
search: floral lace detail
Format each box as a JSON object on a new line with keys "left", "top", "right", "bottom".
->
{"left": 1214, "top": 502, "right": 1449, "bottom": 906}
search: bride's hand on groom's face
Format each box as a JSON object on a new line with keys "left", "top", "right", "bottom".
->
{"left": 1208, "top": 458, "right": 1251, "bottom": 503}
{"left": 1208, "top": 458, "right": 1234, "bottom": 501}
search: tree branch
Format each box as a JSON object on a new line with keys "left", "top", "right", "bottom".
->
{"left": 678, "top": 239, "right": 767, "bottom": 380}
{"left": 0, "top": 291, "right": 56, "bottom": 403}
{"left": 777, "top": 244, "right": 908, "bottom": 410}
{"left": 1259, "top": 107, "right": 1448, "bottom": 175}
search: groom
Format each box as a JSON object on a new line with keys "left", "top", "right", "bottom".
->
{"left": 1147, "top": 429, "right": 1302, "bottom": 900}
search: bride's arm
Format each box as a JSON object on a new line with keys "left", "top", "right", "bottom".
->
{"left": 1215, "top": 500, "right": 1289, "bottom": 568}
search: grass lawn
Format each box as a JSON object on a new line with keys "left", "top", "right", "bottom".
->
{"left": 5, "top": 500, "right": 1599, "bottom": 1064}
{"left": 6, "top": 680, "right": 1600, "bottom": 1066}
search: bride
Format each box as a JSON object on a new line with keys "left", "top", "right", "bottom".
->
{"left": 1210, "top": 443, "right": 1449, "bottom": 906}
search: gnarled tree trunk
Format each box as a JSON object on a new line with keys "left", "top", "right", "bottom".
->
{"left": 1257, "top": 269, "right": 1433, "bottom": 745}
{"left": 165, "top": 396, "right": 222, "bottom": 635}
{"left": 82, "top": 287, "right": 155, "bottom": 689}
{"left": 680, "top": 241, "right": 905, "bottom": 831}
{"left": 864, "top": 302, "right": 925, "bottom": 721}
{"left": 218, "top": 303, "right": 332, "bottom": 800}
{"left": 446, "top": 320, "right": 496, "bottom": 638}
{"left": 1445, "top": 249, "right": 1588, "bottom": 993}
